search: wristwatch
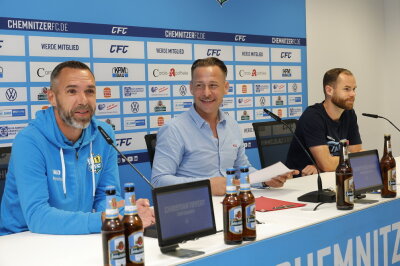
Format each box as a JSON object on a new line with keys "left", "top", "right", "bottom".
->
{"left": 262, "top": 182, "right": 270, "bottom": 188}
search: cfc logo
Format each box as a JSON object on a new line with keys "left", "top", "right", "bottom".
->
{"left": 234, "top": 35, "right": 246, "bottom": 42}
{"left": 110, "top": 45, "right": 128, "bottom": 53}
{"left": 281, "top": 52, "right": 292, "bottom": 58}
{"left": 111, "top": 27, "right": 128, "bottom": 35}
{"left": 207, "top": 49, "right": 221, "bottom": 56}
{"left": 116, "top": 138, "right": 132, "bottom": 146}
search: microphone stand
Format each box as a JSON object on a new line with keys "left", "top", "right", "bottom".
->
{"left": 263, "top": 109, "right": 336, "bottom": 203}
{"left": 98, "top": 126, "right": 154, "bottom": 189}
{"left": 362, "top": 113, "right": 400, "bottom": 133}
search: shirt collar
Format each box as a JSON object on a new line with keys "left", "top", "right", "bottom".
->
{"left": 189, "top": 104, "right": 227, "bottom": 128}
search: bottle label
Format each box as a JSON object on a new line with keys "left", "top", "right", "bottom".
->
{"left": 240, "top": 171, "right": 250, "bottom": 184}
{"left": 105, "top": 195, "right": 119, "bottom": 219}
{"left": 344, "top": 177, "right": 355, "bottom": 204}
{"left": 226, "top": 185, "right": 236, "bottom": 194}
{"left": 128, "top": 231, "right": 144, "bottom": 264}
{"left": 244, "top": 203, "right": 256, "bottom": 230}
{"left": 107, "top": 234, "right": 126, "bottom": 266}
{"left": 388, "top": 141, "right": 392, "bottom": 153}
{"left": 388, "top": 168, "right": 397, "bottom": 192}
{"left": 124, "top": 191, "right": 138, "bottom": 215}
{"left": 229, "top": 206, "right": 243, "bottom": 235}
{"left": 240, "top": 183, "right": 251, "bottom": 191}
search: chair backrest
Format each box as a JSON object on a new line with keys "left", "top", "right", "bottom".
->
{"left": 144, "top": 133, "right": 157, "bottom": 167}
{"left": 252, "top": 120, "right": 297, "bottom": 168}
{"left": 0, "top": 146, "right": 12, "bottom": 207}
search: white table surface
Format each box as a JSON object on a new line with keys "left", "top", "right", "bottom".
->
{"left": 0, "top": 158, "right": 398, "bottom": 266}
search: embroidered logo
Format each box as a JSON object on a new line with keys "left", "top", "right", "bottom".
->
{"left": 52, "top": 169, "right": 62, "bottom": 181}
{"left": 88, "top": 154, "right": 102, "bottom": 173}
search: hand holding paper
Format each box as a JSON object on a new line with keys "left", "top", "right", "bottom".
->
{"left": 249, "top": 161, "right": 294, "bottom": 185}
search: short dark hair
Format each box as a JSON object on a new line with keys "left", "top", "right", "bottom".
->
{"left": 191, "top": 57, "right": 227, "bottom": 78}
{"left": 50, "top": 61, "right": 94, "bottom": 90}
{"left": 323, "top": 68, "right": 353, "bottom": 95}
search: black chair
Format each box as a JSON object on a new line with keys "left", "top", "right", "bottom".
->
{"left": 0, "top": 147, "right": 12, "bottom": 207}
{"left": 252, "top": 120, "right": 297, "bottom": 168}
{"left": 144, "top": 133, "right": 157, "bottom": 167}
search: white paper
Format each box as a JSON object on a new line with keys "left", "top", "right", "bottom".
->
{"left": 249, "top": 161, "right": 291, "bottom": 184}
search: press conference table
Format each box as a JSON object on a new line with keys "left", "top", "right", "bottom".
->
{"left": 1, "top": 161, "right": 400, "bottom": 266}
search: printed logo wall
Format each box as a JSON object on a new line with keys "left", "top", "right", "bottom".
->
{"left": 0, "top": 15, "right": 307, "bottom": 161}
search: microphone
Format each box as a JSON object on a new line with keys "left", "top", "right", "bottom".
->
{"left": 98, "top": 126, "right": 154, "bottom": 189}
{"left": 263, "top": 109, "right": 336, "bottom": 203}
{"left": 362, "top": 113, "right": 400, "bottom": 132}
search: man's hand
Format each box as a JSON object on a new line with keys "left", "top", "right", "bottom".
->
{"left": 101, "top": 199, "right": 155, "bottom": 228}
{"left": 301, "top": 165, "right": 318, "bottom": 176}
{"left": 137, "top": 198, "right": 155, "bottom": 228}
{"left": 264, "top": 170, "right": 299, "bottom": 188}
{"left": 210, "top": 176, "right": 227, "bottom": 196}
{"left": 101, "top": 200, "right": 125, "bottom": 222}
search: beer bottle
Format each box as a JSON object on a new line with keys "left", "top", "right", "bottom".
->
{"left": 239, "top": 166, "right": 256, "bottom": 241}
{"left": 102, "top": 185, "right": 126, "bottom": 266}
{"left": 336, "top": 139, "right": 355, "bottom": 210}
{"left": 123, "top": 183, "right": 144, "bottom": 266}
{"left": 222, "top": 168, "right": 243, "bottom": 245}
{"left": 381, "top": 134, "right": 397, "bottom": 198}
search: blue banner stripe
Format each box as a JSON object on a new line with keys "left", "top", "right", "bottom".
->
{"left": 0, "top": 17, "right": 306, "bottom": 46}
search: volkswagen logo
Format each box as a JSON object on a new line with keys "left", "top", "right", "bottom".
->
{"left": 259, "top": 96, "right": 266, "bottom": 106}
{"left": 292, "top": 83, "right": 298, "bottom": 92}
{"left": 5, "top": 88, "right": 17, "bottom": 101}
{"left": 130, "top": 102, "right": 139, "bottom": 113}
{"left": 179, "top": 85, "right": 187, "bottom": 96}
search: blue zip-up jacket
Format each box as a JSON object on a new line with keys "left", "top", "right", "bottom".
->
{"left": 0, "top": 107, "right": 121, "bottom": 235}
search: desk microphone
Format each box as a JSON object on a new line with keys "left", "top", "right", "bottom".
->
{"left": 263, "top": 109, "right": 336, "bottom": 203}
{"left": 98, "top": 126, "right": 154, "bottom": 189}
{"left": 362, "top": 113, "right": 400, "bottom": 133}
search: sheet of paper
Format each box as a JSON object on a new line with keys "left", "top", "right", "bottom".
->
{"left": 249, "top": 161, "right": 291, "bottom": 184}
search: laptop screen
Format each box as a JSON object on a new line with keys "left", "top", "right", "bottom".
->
{"left": 348, "top": 149, "right": 383, "bottom": 195}
{"left": 152, "top": 179, "right": 216, "bottom": 247}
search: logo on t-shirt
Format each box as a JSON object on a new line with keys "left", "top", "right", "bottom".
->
{"left": 327, "top": 136, "right": 340, "bottom": 156}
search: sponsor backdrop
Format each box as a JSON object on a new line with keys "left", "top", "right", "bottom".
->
{"left": 0, "top": 0, "right": 307, "bottom": 200}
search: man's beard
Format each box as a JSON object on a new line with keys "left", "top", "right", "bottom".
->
{"left": 56, "top": 103, "right": 94, "bottom": 129}
{"left": 331, "top": 94, "right": 354, "bottom": 110}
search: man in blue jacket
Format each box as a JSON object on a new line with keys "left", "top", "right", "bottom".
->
{"left": 0, "top": 61, "right": 154, "bottom": 235}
